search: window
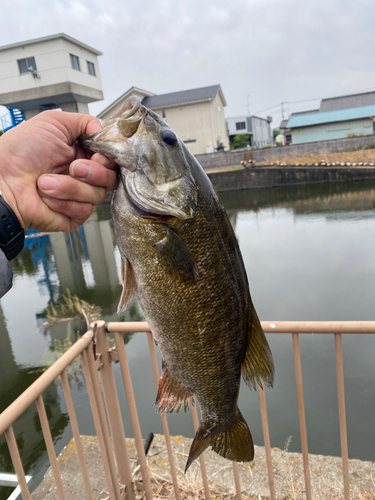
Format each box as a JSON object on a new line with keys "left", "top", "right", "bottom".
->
{"left": 236, "top": 121, "right": 246, "bottom": 131}
{"left": 87, "top": 61, "right": 96, "bottom": 76}
{"left": 18, "top": 57, "right": 37, "bottom": 74}
{"left": 70, "top": 54, "right": 80, "bottom": 71}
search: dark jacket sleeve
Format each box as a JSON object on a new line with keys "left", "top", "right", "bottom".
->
{"left": 0, "top": 250, "right": 13, "bottom": 298}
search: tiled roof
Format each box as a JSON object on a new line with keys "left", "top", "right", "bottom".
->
{"left": 320, "top": 91, "right": 375, "bottom": 112}
{"left": 287, "top": 104, "right": 375, "bottom": 128}
{"left": 142, "top": 85, "right": 221, "bottom": 108}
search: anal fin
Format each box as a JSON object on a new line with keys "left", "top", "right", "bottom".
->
{"left": 117, "top": 257, "right": 135, "bottom": 314}
{"left": 185, "top": 408, "right": 254, "bottom": 472}
{"left": 156, "top": 361, "right": 194, "bottom": 414}
{"left": 241, "top": 304, "right": 275, "bottom": 390}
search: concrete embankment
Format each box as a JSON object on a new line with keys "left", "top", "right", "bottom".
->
{"left": 31, "top": 434, "right": 375, "bottom": 499}
{"left": 206, "top": 165, "right": 375, "bottom": 192}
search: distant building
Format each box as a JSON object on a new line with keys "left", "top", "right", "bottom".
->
{"left": 98, "top": 85, "right": 229, "bottom": 155}
{"left": 226, "top": 115, "right": 273, "bottom": 148}
{"left": 283, "top": 91, "right": 375, "bottom": 144}
{"left": 0, "top": 33, "right": 104, "bottom": 120}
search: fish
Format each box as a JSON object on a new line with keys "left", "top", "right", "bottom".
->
{"left": 79, "top": 96, "right": 275, "bottom": 471}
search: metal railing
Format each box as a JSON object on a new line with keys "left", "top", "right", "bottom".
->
{"left": 0, "top": 320, "right": 374, "bottom": 500}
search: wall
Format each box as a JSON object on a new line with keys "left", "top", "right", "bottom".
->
{"left": 207, "top": 167, "right": 375, "bottom": 192}
{"left": 0, "top": 37, "right": 103, "bottom": 110}
{"left": 154, "top": 96, "right": 229, "bottom": 155}
{"left": 227, "top": 116, "right": 248, "bottom": 136}
{"left": 195, "top": 133, "right": 375, "bottom": 167}
{"left": 292, "top": 118, "right": 373, "bottom": 144}
{"left": 0, "top": 38, "right": 102, "bottom": 94}
{"left": 252, "top": 116, "right": 272, "bottom": 148}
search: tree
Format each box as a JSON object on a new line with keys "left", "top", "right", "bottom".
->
{"left": 273, "top": 129, "right": 281, "bottom": 140}
{"left": 230, "top": 134, "right": 250, "bottom": 150}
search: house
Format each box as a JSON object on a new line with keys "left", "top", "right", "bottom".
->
{"left": 285, "top": 91, "right": 375, "bottom": 144}
{"left": 226, "top": 115, "right": 273, "bottom": 148}
{"left": 98, "top": 85, "right": 229, "bottom": 155}
{"left": 0, "top": 33, "right": 103, "bottom": 120}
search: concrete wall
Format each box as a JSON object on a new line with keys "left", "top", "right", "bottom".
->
{"left": 153, "top": 93, "right": 229, "bottom": 155}
{"left": 207, "top": 167, "right": 375, "bottom": 192}
{"left": 0, "top": 37, "right": 103, "bottom": 111}
{"left": 195, "top": 133, "right": 375, "bottom": 167}
{"left": 292, "top": 118, "right": 373, "bottom": 144}
{"left": 252, "top": 116, "right": 272, "bottom": 148}
{"left": 227, "top": 116, "right": 248, "bottom": 136}
{"left": 0, "top": 38, "right": 102, "bottom": 94}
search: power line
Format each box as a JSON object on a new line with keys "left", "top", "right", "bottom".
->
{"left": 253, "top": 85, "right": 375, "bottom": 116}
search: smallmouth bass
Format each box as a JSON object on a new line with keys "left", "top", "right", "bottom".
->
{"left": 79, "top": 96, "right": 275, "bottom": 471}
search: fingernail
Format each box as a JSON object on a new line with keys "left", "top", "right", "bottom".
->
{"left": 72, "top": 162, "right": 92, "bottom": 179}
{"left": 40, "top": 175, "right": 58, "bottom": 190}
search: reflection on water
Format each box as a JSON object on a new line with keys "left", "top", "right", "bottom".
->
{"left": 0, "top": 180, "right": 374, "bottom": 495}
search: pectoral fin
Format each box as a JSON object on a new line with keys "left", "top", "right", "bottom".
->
{"left": 154, "top": 228, "right": 198, "bottom": 281}
{"left": 241, "top": 305, "right": 275, "bottom": 390}
{"left": 117, "top": 257, "right": 135, "bottom": 314}
{"left": 156, "top": 360, "right": 194, "bottom": 413}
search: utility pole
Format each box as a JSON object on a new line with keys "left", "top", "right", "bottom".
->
{"left": 246, "top": 94, "right": 251, "bottom": 116}
{"left": 281, "top": 102, "right": 288, "bottom": 120}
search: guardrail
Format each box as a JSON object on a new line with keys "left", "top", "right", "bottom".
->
{"left": 0, "top": 320, "right": 374, "bottom": 500}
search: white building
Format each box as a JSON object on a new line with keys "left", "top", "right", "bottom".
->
{"left": 0, "top": 33, "right": 103, "bottom": 119}
{"left": 226, "top": 115, "right": 273, "bottom": 149}
{"left": 284, "top": 91, "right": 375, "bottom": 144}
{"left": 98, "top": 85, "right": 229, "bottom": 155}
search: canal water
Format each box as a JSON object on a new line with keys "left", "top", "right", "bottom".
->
{"left": 0, "top": 180, "right": 374, "bottom": 497}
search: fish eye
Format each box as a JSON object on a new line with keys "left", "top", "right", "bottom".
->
{"left": 160, "top": 129, "right": 178, "bottom": 147}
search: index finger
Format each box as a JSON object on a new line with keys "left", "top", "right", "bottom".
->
{"left": 35, "top": 110, "right": 104, "bottom": 144}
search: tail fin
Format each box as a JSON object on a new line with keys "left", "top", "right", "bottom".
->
{"left": 185, "top": 408, "right": 254, "bottom": 472}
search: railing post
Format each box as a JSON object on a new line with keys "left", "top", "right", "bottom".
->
{"left": 94, "top": 321, "right": 136, "bottom": 500}
{"left": 4, "top": 426, "right": 32, "bottom": 500}
{"left": 335, "top": 333, "right": 350, "bottom": 500}
{"left": 81, "top": 347, "right": 121, "bottom": 500}
{"left": 191, "top": 401, "right": 211, "bottom": 500}
{"left": 258, "top": 385, "right": 276, "bottom": 500}
{"left": 146, "top": 331, "right": 181, "bottom": 500}
{"left": 35, "top": 395, "right": 66, "bottom": 500}
{"left": 292, "top": 333, "right": 312, "bottom": 500}
{"left": 113, "top": 331, "right": 153, "bottom": 499}
{"left": 60, "top": 370, "right": 94, "bottom": 500}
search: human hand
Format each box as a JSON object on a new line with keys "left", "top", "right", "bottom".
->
{"left": 0, "top": 110, "right": 118, "bottom": 233}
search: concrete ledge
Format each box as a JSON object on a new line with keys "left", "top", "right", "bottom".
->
{"left": 31, "top": 434, "right": 375, "bottom": 499}
{"left": 207, "top": 166, "right": 375, "bottom": 192}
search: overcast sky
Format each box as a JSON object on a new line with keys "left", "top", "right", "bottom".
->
{"left": 1, "top": 0, "right": 375, "bottom": 127}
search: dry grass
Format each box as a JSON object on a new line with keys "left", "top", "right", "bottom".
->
{"left": 149, "top": 477, "right": 255, "bottom": 499}
{"left": 261, "top": 149, "right": 375, "bottom": 166}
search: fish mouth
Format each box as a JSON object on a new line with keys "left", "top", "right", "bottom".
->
{"left": 78, "top": 96, "right": 143, "bottom": 171}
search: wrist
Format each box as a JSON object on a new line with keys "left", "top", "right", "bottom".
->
{"left": 0, "top": 193, "right": 25, "bottom": 260}
{"left": 0, "top": 178, "right": 26, "bottom": 230}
